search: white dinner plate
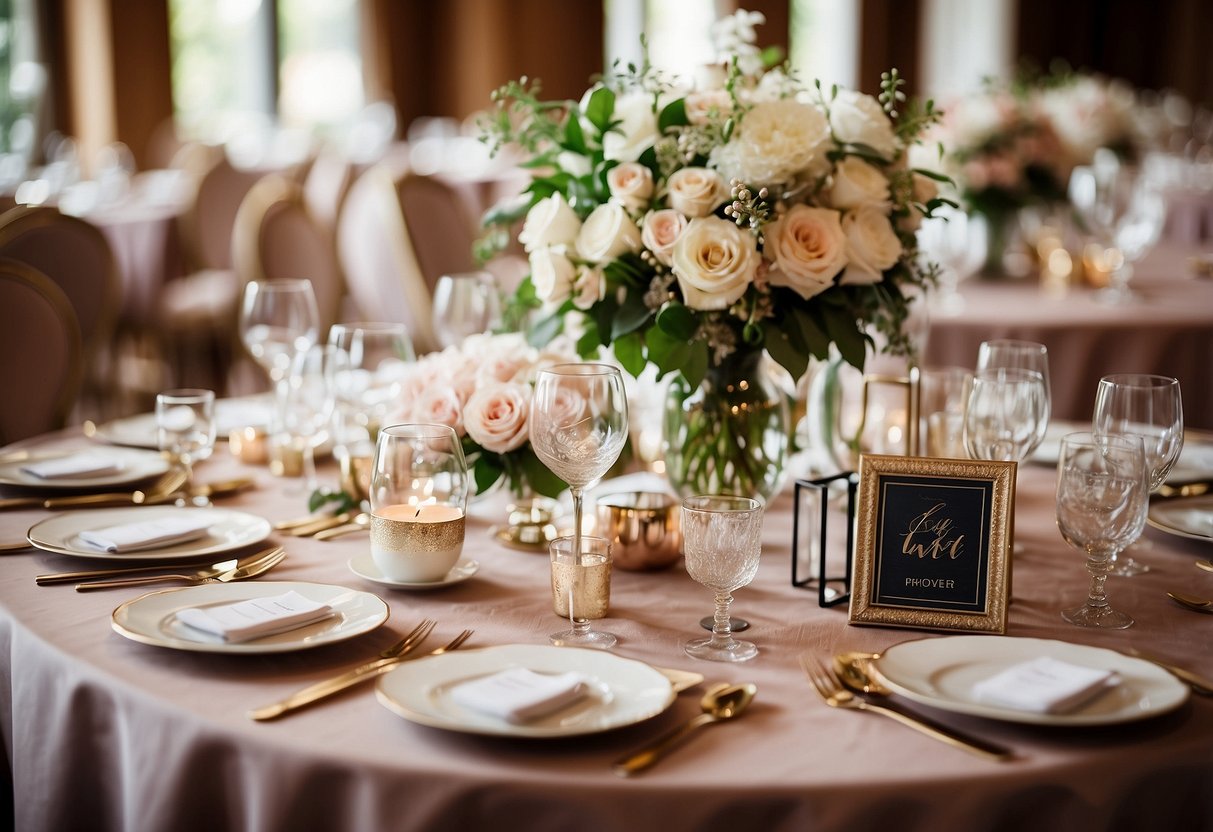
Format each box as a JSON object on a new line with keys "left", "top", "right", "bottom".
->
{"left": 376, "top": 644, "right": 676, "bottom": 738}
{"left": 1148, "top": 494, "right": 1213, "bottom": 542}
{"left": 111, "top": 581, "right": 389, "bottom": 654}
{"left": 92, "top": 396, "right": 274, "bottom": 449}
{"left": 1033, "top": 424, "right": 1213, "bottom": 485}
{"left": 0, "top": 446, "right": 170, "bottom": 489}
{"left": 27, "top": 506, "right": 272, "bottom": 561}
{"left": 873, "top": 635, "right": 1188, "bottom": 726}
{"left": 348, "top": 552, "right": 480, "bottom": 589}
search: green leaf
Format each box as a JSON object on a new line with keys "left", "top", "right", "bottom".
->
{"left": 576, "top": 321, "right": 601, "bottom": 358}
{"left": 610, "top": 289, "right": 653, "bottom": 340}
{"left": 645, "top": 326, "right": 691, "bottom": 378}
{"left": 822, "top": 307, "right": 869, "bottom": 370}
{"left": 655, "top": 302, "right": 696, "bottom": 340}
{"left": 910, "top": 167, "right": 953, "bottom": 183}
{"left": 562, "top": 110, "right": 587, "bottom": 154}
{"left": 521, "top": 448, "right": 569, "bottom": 499}
{"left": 658, "top": 98, "right": 689, "bottom": 131}
{"left": 480, "top": 195, "right": 532, "bottom": 229}
{"left": 791, "top": 307, "right": 831, "bottom": 359}
{"left": 585, "top": 86, "right": 616, "bottom": 132}
{"left": 527, "top": 308, "right": 565, "bottom": 347}
{"left": 761, "top": 321, "right": 809, "bottom": 381}
{"left": 613, "top": 331, "right": 646, "bottom": 377}
{"left": 681, "top": 340, "right": 709, "bottom": 389}
{"left": 472, "top": 456, "right": 504, "bottom": 497}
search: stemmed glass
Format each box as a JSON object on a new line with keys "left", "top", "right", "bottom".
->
{"left": 977, "top": 339, "right": 1052, "bottom": 432}
{"left": 278, "top": 345, "right": 342, "bottom": 494}
{"left": 155, "top": 389, "right": 216, "bottom": 506}
{"left": 431, "top": 271, "right": 501, "bottom": 348}
{"left": 1056, "top": 432, "right": 1149, "bottom": 629}
{"left": 916, "top": 206, "right": 988, "bottom": 316}
{"left": 1092, "top": 374, "right": 1184, "bottom": 576}
{"left": 328, "top": 322, "right": 416, "bottom": 446}
{"left": 238, "top": 280, "right": 320, "bottom": 394}
{"left": 682, "top": 495, "right": 765, "bottom": 662}
{"left": 963, "top": 368, "right": 1050, "bottom": 463}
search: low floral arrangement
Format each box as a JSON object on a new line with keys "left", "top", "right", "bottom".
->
{"left": 387, "top": 332, "right": 576, "bottom": 498}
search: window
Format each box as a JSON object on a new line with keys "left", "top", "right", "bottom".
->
{"left": 789, "top": 0, "right": 859, "bottom": 90}
{"left": 605, "top": 0, "right": 718, "bottom": 85}
{"left": 0, "top": 0, "right": 42, "bottom": 171}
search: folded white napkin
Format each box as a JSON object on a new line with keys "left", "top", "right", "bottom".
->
{"left": 971, "top": 656, "right": 1121, "bottom": 714}
{"left": 22, "top": 453, "right": 124, "bottom": 479}
{"left": 176, "top": 591, "right": 333, "bottom": 643}
{"left": 77, "top": 516, "right": 213, "bottom": 553}
{"left": 449, "top": 667, "right": 589, "bottom": 724}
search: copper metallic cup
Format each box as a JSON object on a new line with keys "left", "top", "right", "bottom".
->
{"left": 594, "top": 492, "right": 681, "bottom": 571}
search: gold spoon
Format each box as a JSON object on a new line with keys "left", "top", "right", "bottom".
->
{"left": 612, "top": 682, "right": 757, "bottom": 776}
{"left": 1196, "top": 561, "right": 1213, "bottom": 574}
{"left": 1168, "top": 592, "right": 1213, "bottom": 614}
{"left": 833, "top": 651, "right": 890, "bottom": 695}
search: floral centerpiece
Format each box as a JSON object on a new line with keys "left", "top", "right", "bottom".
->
{"left": 478, "top": 10, "right": 947, "bottom": 499}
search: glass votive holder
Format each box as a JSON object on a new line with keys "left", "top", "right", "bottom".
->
{"left": 594, "top": 491, "right": 681, "bottom": 571}
{"left": 370, "top": 503, "right": 466, "bottom": 582}
{"left": 548, "top": 535, "right": 617, "bottom": 649}
{"left": 268, "top": 433, "right": 305, "bottom": 478}
{"left": 229, "top": 426, "right": 268, "bottom": 464}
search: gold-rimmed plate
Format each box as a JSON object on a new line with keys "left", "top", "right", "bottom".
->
{"left": 27, "top": 506, "right": 272, "bottom": 561}
{"left": 0, "top": 447, "right": 169, "bottom": 490}
{"left": 92, "top": 396, "right": 274, "bottom": 449}
{"left": 1148, "top": 494, "right": 1213, "bottom": 542}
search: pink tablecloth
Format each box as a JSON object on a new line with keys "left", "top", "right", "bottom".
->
{"left": 925, "top": 245, "right": 1213, "bottom": 429}
{"left": 1, "top": 436, "right": 1211, "bottom": 831}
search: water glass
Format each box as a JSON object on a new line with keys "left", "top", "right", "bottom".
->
{"left": 272, "top": 345, "right": 341, "bottom": 492}
{"left": 431, "top": 271, "right": 501, "bottom": 348}
{"left": 549, "top": 535, "right": 617, "bottom": 649}
{"left": 917, "top": 366, "right": 972, "bottom": 458}
{"left": 329, "top": 322, "right": 415, "bottom": 443}
{"left": 963, "top": 368, "right": 1049, "bottom": 462}
{"left": 156, "top": 389, "right": 216, "bottom": 506}
{"left": 682, "top": 495, "right": 764, "bottom": 663}
{"left": 238, "top": 280, "right": 320, "bottom": 386}
{"left": 916, "top": 207, "right": 988, "bottom": 316}
{"left": 976, "top": 339, "right": 1051, "bottom": 432}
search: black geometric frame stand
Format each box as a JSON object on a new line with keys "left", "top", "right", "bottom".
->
{"left": 791, "top": 472, "right": 859, "bottom": 608}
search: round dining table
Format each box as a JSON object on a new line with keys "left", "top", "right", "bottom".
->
{"left": 1, "top": 431, "right": 1211, "bottom": 832}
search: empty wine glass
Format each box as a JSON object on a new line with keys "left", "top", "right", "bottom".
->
{"left": 963, "top": 368, "right": 1050, "bottom": 463}
{"left": 431, "top": 271, "right": 501, "bottom": 348}
{"left": 1092, "top": 374, "right": 1184, "bottom": 576}
{"left": 916, "top": 206, "right": 988, "bottom": 316}
{"left": 682, "top": 495, "right": 764, "bottom": 662}
{"left": 977, "top": 339, "right": 1052, "bottom": 433}
{"left": 156, "top": 389, "right": 216, "bottom": 506}
{"left": 530, "top": 363, "right": 629, "bottom": 560}
{"left": 276, "top": 345, "right": 341, "bottom": 493}
{"left": 328, "top": 322, "right": 416, "bottom": 445}
{"left": 549, "top": 535, "right": 617, "bottom": 648}
{"left": 1056, "top": 432, "right": 1148, "bottom": 629}
{"left": 239, "top": 280, "right": 320, "bottom": 392}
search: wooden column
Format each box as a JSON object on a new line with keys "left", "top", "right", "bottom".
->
{"left": 858, "top": 0, "right": 921, "bottom": 96}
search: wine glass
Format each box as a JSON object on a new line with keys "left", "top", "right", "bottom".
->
{"left": 682, "top": 495, "right": 764, "bottom": 662}
{"left": 530, "top": 363, "right": 629, "bottom": 559}
{"left": 549, "top": 535, "right": 617, "bottom": 648}
{"left": 976, "top": 339, "right": 1052, "bottom": 433}
{"left": 431, "top": 271, "right": 501, "bottom": 348}
{"left": 328, "top": 322, "right": 416, "bottom": 445}
{"left": 963, "top": 368, "right": 1050, "bottom": 463}
{"left": 1056, "top": 431, "right": 1148, "bottom": 629}
{"left": 916, "top": 206, "right": 988, "bottom": 316}
{"left": 277, "top": 345, "right": 341, "bottom": 494}
{"left": 1092, "top": 373, "right": 1184, "bottom": 576}
{"left": 155, "top": 389, "right": 216, "bottom": 506}
{"left": 238, "top": 280, "right": 320, "bottom": 392}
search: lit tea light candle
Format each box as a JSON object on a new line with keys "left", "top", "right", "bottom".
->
{"left": 370, "top": 503, "right": 465, "bottom": 582}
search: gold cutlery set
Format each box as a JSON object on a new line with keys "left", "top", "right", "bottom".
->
{"left": 1166, "top": 559, "right": 1213, "bottom": 614}
{"left": 275, "top": 510, "right": 370, "bottom": 540}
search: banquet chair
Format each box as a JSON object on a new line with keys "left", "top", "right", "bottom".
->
{"left": 0, "top": 258, "right": 82, "bottom": 444}
{"left": 0, "top": 206, "right": 120, "bottom": 413}
{"left": 302, "top": 148, "right": 354, "bottom": 249}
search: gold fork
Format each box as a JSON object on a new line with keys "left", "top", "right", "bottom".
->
{"left": 799, "top": 656, "right": 1012, "bottom": 762}
{"left": 74, "top": 548, "right": 286, "bottom": 592}
{"left": 249, "top": 624, "right": 474, "bottom": 721}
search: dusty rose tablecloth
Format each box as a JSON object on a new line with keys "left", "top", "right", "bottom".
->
{"left": 924, "top": 244, "right": 1213, "bottom": 429}
{"left": 1, "top": 434, "right": 1212, "bottom": 831}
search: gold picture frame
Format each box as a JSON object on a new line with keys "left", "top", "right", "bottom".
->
{"left": 849, "top": 454, "right": 1015, "bottom": 634}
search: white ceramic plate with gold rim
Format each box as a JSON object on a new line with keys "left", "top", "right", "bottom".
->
{"left": 347, "top": 552, "right": 480, "bottom": 589}
{"left": 1032, "top": 425, "right": 1213, "bottom": 484}
{"left": 376, "top": 644, "right": 676, "bottom": 738}
{"left": 1148, "top": 494, "right": 1213, "bottom": 542}
{"left": 0, "top": 446, "right": 170, "bottom": 490}
{"left": 111, "top": 581, "right": 390, "bottom": 654}
{"left": 92, "top": 396, "right": 275, "bottom": 449}
{"left": 27, "top": 506, "right": 272, "bottom": 561}
{"left": 873, "top": 635, "right": 1188, "bottom": 726}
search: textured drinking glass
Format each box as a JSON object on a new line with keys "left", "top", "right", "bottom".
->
{"left": 549, "top": 535, "right": 617, "bottom": 649}
{"left": 1056, "top": 432, "right": 1148, "bottom": 629}
{"left": 431, "top": 271, "right": 501, "bottom": 348}
{"left": 156, "top": 388, "right": 216, "bottom": 506}
{"left": 531, "top": 363, "right": 629, "bottom": 560}
{"left": 1092, "top": 373, "right": 1184, "bottom": 576}
{"left": 963, "top": 368, "right": 1049, "bottom": 462}
{"left": 682, "top": 495, "right": 764, "bottom": 662}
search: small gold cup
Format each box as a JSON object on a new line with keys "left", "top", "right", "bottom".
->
{"left": 594, "top": 491, "right": 681, "bottom": 571}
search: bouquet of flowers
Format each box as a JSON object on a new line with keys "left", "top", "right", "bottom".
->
{"left": 478, "top": 10, "right": 947, "bottom": 498}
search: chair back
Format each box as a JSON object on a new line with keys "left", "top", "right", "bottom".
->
{"left": 302, "top": 149, "right": 354, "bottom": 245}
{"left": 231, "top": 174, "right": 343, "bottom": 331}
{"left": 179, "top": 154, "right": 264, "bottom": 271}
{"left": 0, "top": 257, "right": 82, "bottom": 443}
{"left": 0, "top": 205, "right": 120, "bottom": 361}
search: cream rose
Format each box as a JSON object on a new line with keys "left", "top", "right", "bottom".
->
{"left": 529, "top": 247, "right": 576, "bottom": 305}
{"left": 607, "top": 162, "right": 654, "bottom": 214}
{"left": 576, "top": 203, "right": 641, "bottom": 262}
{"left": 671, "top": 216, "right": 759, "bottom": 310}
{"left": 709, "top": 99, "right": 832, "bottom": 186}
{"left": 826, "top": 156, "right": 891, "bottom": 211}
{"left": 598, "top": 90, "right": 660, "bottom": 162}
{"left": 572, "top": 265, "right": 605, "bottom": 310}
{"left": 641, "top": 209, "right": 688, "bottom": 266}
{"left": 667, "top": 167, "right": 726, "bottom": 218}
{"left": 518, "top": 193, "right": 581, "bottom": 252}
{"left": 829, "top": 89, "right": 897, "bottom": 160}
{"left": 412, "top": 387, "right": 465, "bottom": 437}
{"left": 684, "top": 90, "right": 733, "bottom": 125}
{"left": 764, "top": 205, "right": 848, "bottom": 299}
{"left": 840, "top": 206, "right": 902, "bottom": 285}
{"left": 464, "top": 382, "right": 531, "bottom": 453}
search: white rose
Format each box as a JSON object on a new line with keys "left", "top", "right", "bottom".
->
{"left": 518, "top": 193, "right": 582, "bottom": 252}
{"left": 641, "top": 209, "right": 688, "bottom": 266}
{"left": 684, "top": 90, "right": 733, "bottom": 125}
{"left": 829, "top": 89, "right": 897, "bottom": 160}
{"left": 412, "top": 387, "right": 465, "bottom": 437}
{"left": 599, "top": 90, "right": 660, "bottom": 162}
{"left": 576, "top": 202, "right": 641, "bottom": 262}
{"left": 572, "top": 265, "right": 605, "bottom": 310}
{"left": 557, "top": 151, "right": 592, "bottom": 178}
{"left": 709, "top": 99, "right": 833, "bottom": 186}
{"left": 840, "top": 206, "right": 902, "bottom": 285}
{"left": 764, "top": 205, "right": 848, "bottom": 299}
{"left": 607, "top": 162, "right": 654, "bottom": 214}
{"left": 464, "top": 382, "right": 531, "bottom": 453}
{"left": 826, "top": 156, "right": 891, "bottom": 211}
{"left": 529, "top": 247, "right": 576, "bottom": 305}
{"left": 666, "top": 167, "right": 726, "bottom": 218}
{"left": 671, "top": 216, "right": 759, "bottom": 310}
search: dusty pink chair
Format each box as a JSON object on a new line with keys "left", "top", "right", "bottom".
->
{"left": 302, "top": 149, "right": 354, "bottom": 246}
{"left": 0, "top": 257, "right": 82, "bottom": 443}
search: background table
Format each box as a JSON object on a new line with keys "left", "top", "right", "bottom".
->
{"left": 1, "top": 436, "right": 1212, "bottom": 831}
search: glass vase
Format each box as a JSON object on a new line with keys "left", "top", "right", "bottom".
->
{"left": 662, "top": 350, "right": 789, "bottom": 502}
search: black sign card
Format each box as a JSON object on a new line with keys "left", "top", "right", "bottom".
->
{"left": 849, "top": 454, "right": 1014, "bottom": 634}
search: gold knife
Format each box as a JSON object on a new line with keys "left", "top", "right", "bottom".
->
{"left": 1126, "top": 648, "right": 1213, "bottom": 696}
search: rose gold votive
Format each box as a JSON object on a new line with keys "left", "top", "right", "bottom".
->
{"left": 595, "top": 491, "right": 681, "bottom": 571}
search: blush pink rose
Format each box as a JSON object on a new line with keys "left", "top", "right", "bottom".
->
{"left": 464, "top": 382, "right": 531, "bottom": 453}
{"left": 412, "top": 387, "right": 465, "bottom": 437}
{"left": 641, "top": 209, "right": 688, "bottom": 266}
